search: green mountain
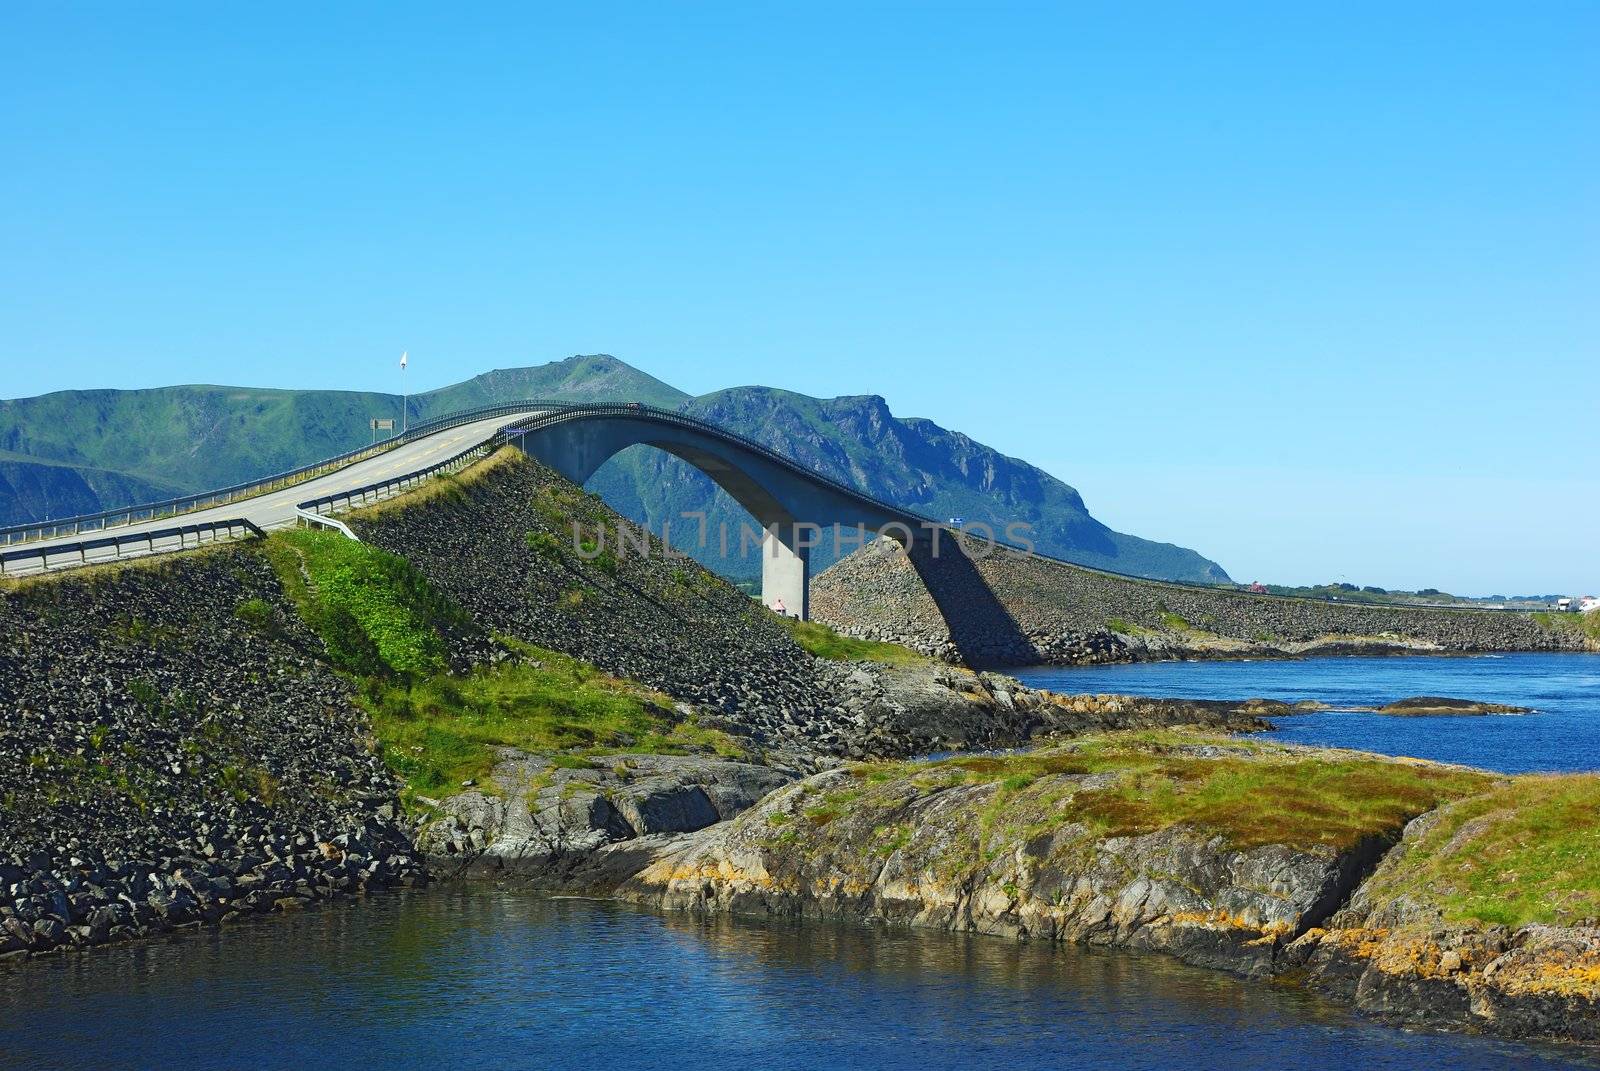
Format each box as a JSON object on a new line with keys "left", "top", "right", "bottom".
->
{"left": 0, "top": 355, "right": 1228, "bottom": 582}
{"left": 584, "top": 387, "right": 1229, "bottom": 583}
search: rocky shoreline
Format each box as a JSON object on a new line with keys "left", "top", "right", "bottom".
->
{"left": 429, "top": 731, "right": 1600, "bottom": 1049}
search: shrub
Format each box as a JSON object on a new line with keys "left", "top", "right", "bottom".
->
{"left": 525, "top": 531, "right": 563, "bottom": 560}
{"left": 234, "top": 597, "right": 276, "bottom": 630}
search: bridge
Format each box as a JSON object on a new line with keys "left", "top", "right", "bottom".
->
{"left": 0, "top": 401, "right": 957, "bottom": 619}
{"left": 1, "top": 396, "right": 1549, "bottom": 669}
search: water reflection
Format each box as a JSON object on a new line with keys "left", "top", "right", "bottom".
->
{"left": 1, "top": 887, "right": 1592, "bottom": 1070}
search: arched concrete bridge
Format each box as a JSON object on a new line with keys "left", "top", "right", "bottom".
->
{"left": 5, "top": 401, "right": 1011, "bottom": 635}
{"left": 504, "top": 404, "right": 943, "bottom": 620}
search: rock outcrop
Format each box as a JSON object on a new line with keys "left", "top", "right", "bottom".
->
{"left": 476, "top": 731, "right": 1600, "bottom": 1047}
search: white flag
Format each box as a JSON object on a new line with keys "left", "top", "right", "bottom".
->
{"left": 400, "top": 350, "right": 408, "bottom": 369}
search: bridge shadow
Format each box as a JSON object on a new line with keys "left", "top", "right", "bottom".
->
{"left": 904, "top": 538, "right": 1041, "bottom": 670}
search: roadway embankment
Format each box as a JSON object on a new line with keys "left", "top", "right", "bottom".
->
{"left": 811, "top": 541, "right": 1593, "bottom": 666}
{"left": 0, "top": 549, "right": 424, "bottom": 959}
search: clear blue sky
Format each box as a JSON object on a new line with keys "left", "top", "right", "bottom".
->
{"left": 3, "top": 3, "right": 1595, "bottom": 594}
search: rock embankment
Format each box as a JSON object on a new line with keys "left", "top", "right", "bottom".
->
{"left": 0, "top": 550, "right": 424, "bottom": 959}
{"left": 811, "top": 541, "right": 1590, "bottom": 667}
{"left": 345, "top": 452, "right": 1270, "bottom": 764}
{"left": 350, "top": 452, "right": 855, "bottom": 761}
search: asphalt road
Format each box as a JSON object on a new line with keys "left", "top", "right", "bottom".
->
{"left": 11, "top": 411, "right": 544, "bottom": 572}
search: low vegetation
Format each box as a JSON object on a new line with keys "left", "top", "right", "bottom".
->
{"left": 1534, "top": 610, "right": 1600, "bottom": 645}
{"left": 261, "top": 529, "right": 741, "bottom": 805}
{"left": 1355, "top": 774, "right": 1600, "bottom": 928}
{"left": 779, "top": 616, "right": 926, "bottom": 665}
{"left": 840, "top": 730, "right": 1492, "bottom": 853}
{"left": 362, "top": 642, "right": 745, "bottom": 804}
{"left": 263, "top": 528, "right": 467, "bottom": 676}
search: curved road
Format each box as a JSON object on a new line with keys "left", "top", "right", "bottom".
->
{"left": 14, "top": 410, "right": 544, "bottom": 571}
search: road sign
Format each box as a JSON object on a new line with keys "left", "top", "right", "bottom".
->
{"left": 371, "top": 418, "right": 395, "bottom": 431}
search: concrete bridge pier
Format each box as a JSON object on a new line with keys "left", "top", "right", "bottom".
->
{"left": 761, "top": 525, "right": 810, "bottom": 620}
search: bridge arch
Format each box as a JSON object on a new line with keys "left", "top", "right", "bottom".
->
{"left": 504, "top": 405, "right": 929, "bottom": 619}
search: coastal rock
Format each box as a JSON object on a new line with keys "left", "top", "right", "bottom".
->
{"left": 419, "top": 751, "right": 796, "bottom": 880}
{"left": 1374, "top": 696, "right": 1532, "bottom": 716}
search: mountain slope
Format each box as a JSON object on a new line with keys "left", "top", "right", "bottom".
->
{"left": 0, "top": 356, "right": 681, "bottom": 507}
{"left": 0, "top": 356, "right": 1228, "bottom": 583}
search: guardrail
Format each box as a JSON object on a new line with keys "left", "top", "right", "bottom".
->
{"left": 0, "top": 400, "right": 558, "bottom": 547}
{"left": 0, "top": 518, "right": 265, "bottom": 578}
{"left": 295, "top": 432, "right": 508, "bottom": 522}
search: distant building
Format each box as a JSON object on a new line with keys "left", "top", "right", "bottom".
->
{"left": 1248, "top": 582, "right": 1268, "bottom": 594}
{"left": 1580, "top": 596, "right": 1600, "bottom": 614}
{"left": 1558, "top": 597, "right": 1574, "bottom": 611}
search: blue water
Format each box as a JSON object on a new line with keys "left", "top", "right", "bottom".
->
{"left": 1, "top": 888, "right": 1592, "bottom": 1070}
{"left": 1013, "top": 652, "right": 1600, "bottom": 774}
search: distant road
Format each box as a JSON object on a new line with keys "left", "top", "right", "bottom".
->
{"left": 18, "top": 410, "right": 544, "bottom": 558}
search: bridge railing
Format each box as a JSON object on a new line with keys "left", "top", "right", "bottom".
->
{"left": 0, "top": 517, "right": 266, "bottom": 578}
{"left": 295, "top": 431, "right": 510, "bottom": 519}
{"left": 0, "top": 400, "right": 558, "bottom": 547}
{"left": 504, "top": 401, "right": 952, "bottom": 525}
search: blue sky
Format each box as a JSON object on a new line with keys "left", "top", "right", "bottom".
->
{"left": 2, "top": 3, "right": 1595, "bottom": 593}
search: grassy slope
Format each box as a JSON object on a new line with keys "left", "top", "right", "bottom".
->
{"left": 1356, "top": 775, "right": 1600, "bottom": 928}
{"left": 366, "top": 641, "right": 744, "bottom": 801}
{"left": 1533, "top": 610, "right": 1600, "bottom": 646}
{"left": 780, "top": 616, "right": 928, "bottom": 666}
{"left": 826, "top": 731, "right": 1492, "bottom": 855}
{"left": 260, "top": 527, "right": 741, "bottom": 805}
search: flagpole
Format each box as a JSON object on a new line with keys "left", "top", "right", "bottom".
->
{"left": 401, "top": 351, "right": 409, "bottom": 434}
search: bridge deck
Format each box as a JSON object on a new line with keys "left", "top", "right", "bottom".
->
{"left": 18, "top": 411, "right": 545, "bottom": 556}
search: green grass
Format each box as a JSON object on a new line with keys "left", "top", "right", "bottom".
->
{"left": 263, "top": 529, "right": 470, "bottom": 676}
{"left": 854, "top": 730, "right": 1492, "bottom": 853}
{"left": 1158, "top": 611, "right": 1189, "bottom": 631}
{"left": 260, "top": 530, "right": 753, "bottom": 803}
{"left": 1106, "top": 618, "right": 1138, "bottom": 635}
{"left": 525, "top": 530, "right": 563, "bottom": 560}
{"left": 779, "top": 617, "right": 926, "bottom": 664}
{"left": 1534, "top": 610, "right": 1600, "bottom": 644}
{"left": 362, "top": 641, "right": 746, "bottom": 802}
{"left": 1354, "top": 774, "right": 1600, "bottom": 928}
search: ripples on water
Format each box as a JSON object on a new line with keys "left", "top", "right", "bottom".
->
{"left": 1014, "top": 652, "right": 1600, "bottom": 773}
{"left": 0, "top": 889, "right": 1592, "bottom": 1070}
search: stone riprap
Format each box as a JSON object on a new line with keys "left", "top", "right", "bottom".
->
{"left": 811, "top": 541, "right": 1589, "bottom": 666}
{"left": 349, "top": 453, "right": 856, "bottom": 761}
{"left": 0, "top": 550, "right": 423, "bottom": 959}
